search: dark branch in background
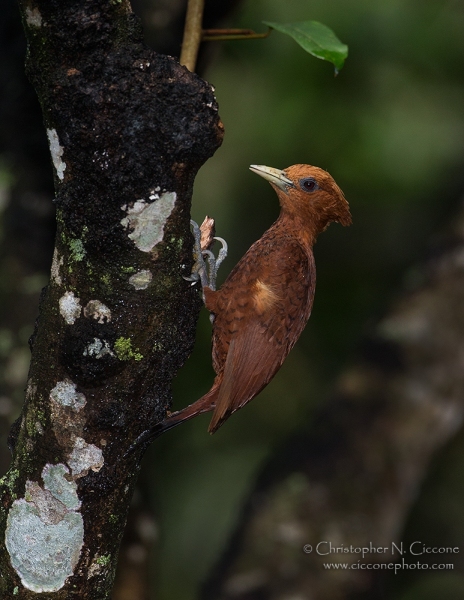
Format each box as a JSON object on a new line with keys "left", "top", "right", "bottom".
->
{"left": 202, "top": 201, "right": 464, "bottom": 600}
{"left": 0, "top": 0, "right": 222, "bottom": 597}
{"left": 112, "top": 490, "right": 157, "bottom": 600}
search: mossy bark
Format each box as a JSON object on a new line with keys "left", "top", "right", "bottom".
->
{"left": 0, "top": 1, "right": 223, "bottom": 598}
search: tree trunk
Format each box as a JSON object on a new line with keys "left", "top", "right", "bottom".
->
{"left": 0, "top": 1, "right": 223, "bottom": 597}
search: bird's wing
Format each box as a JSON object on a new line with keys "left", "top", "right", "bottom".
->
{"left": 208, "top": 239, "right": 315, "bottom": 432}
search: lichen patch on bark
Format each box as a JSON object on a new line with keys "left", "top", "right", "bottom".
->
{"left": 49, "top": 379, "right": 88, "bottom": 448}
{"left": 50, "top": 248, "right": 63, "bottom": 285}
{"left": 59, "top": 291, "right": 82, "bottom": 324}
{"left": 50, "top": 380, "right": 86, "bottom": 411}
{"left": 120, "top": 191, "right": 177, "bottom": 252}
{"left": 5, "top": 463, "right": 84, "bottom": 593}
{"left": 83, "top": 338, "right": 115, "bottom": 359}
{"left": 67, "top": 437, "right": 104, "bottom": 478}
{"left": 128, "top": 269, "right": 152, "bottom": 289}
{"left": 83, "top": 300, "right": 112, "bottom": 323}
{"left": 42, "top": 464, "right": 80, "bottom": 511}
{"left": 25, "top": 6, "right": 42, "bottom": 27}
{"left": 46, "top": 129, "right": 66, "bottom": 181}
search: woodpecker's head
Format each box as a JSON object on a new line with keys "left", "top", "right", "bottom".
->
{"left": 250, "top": 163, "right": 352, "bottom": 235}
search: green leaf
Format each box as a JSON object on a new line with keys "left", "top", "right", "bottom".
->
{"left": 263, "top": 20, "right": 348, "bottom": 72}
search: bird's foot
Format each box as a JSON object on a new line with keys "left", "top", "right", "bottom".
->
{"left": 184, "top": 219, "right": 228, "bottom": 293}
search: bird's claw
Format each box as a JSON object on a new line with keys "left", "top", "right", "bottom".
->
{"left": 210, "top": 237, "right": 228, "bottom": 287}
{"left": 188, "top": 220, "right": 228, "bottom": 293}
{"left": 182, "top": 272, "right": 201, "bottom": 286}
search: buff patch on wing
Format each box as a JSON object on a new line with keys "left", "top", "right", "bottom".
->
{"left": 253, "top": 279, "right": 280, "bottom": 312}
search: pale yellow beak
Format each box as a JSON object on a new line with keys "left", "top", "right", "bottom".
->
{"left": 249, "top": 165, "right": 294, "bottom": 193}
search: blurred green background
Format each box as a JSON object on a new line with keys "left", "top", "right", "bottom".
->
{"left": 1, "top": 0, "right": 464, "bottom": 598}
{"left": 142, "top": 1, "right": 464, "bottom": 599}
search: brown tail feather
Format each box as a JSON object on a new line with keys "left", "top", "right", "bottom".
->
{"left": 207, "top": 339, "right": 236, "bottom": 433}
{"left": 125, "top": 385, "right": 220, "bottom": 456}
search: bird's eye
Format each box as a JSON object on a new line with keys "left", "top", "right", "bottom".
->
{"left": 300, "top": 178, "right": 318, "bottom": 192}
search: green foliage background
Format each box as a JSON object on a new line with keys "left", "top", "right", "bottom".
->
{"left": 145, "top": 0, "right": 464, "bottom": 598}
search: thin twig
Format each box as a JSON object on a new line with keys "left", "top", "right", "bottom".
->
{"left": 180, "top": 0, "right": 205, "bottom": 72}
{"left": 202, "top": 29, "right": 257, "bottom": 35}
{"left": 202, "top": 28, "right": 272, "bottom": 42}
